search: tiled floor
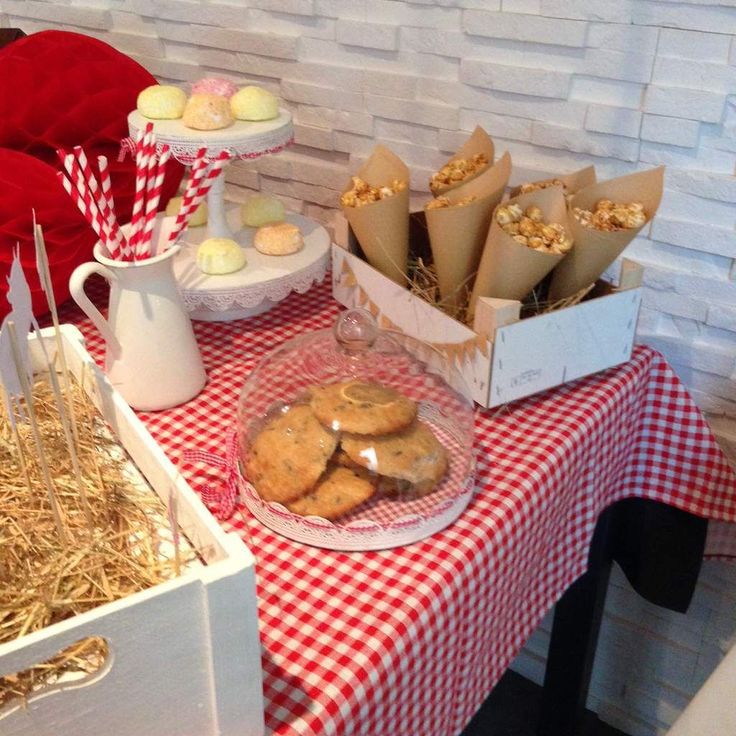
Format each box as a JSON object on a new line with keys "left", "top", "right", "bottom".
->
{"left": 461, "top": 671, "right": 629, "bottom": 736}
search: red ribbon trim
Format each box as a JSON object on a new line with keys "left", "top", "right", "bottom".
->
{"left": 182, "top": 431, "right": 239, "bottom": 521}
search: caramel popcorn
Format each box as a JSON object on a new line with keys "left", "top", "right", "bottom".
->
{"left": 518, "top": 178, "right": 566, "bottom": 195}
{"left": 495, "top": 204, "right": 573, "bottom": 255}
{"left": 340, "top": 176, "right": 407, "bottom": 208}
{"left": 425, "top": 195, "right": 478, "bottom": 210}
{"left": 430, "top": 153, "right": 490, "bottom": 190}
{"left": 572, "top": 200, "right": 647, "bottom": 232}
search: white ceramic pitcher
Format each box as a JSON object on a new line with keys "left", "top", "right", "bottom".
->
{"left": 70, "top": 243, "right": 206, "bottom": 411}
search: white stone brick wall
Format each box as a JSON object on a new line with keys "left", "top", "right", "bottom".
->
{"left": 2, "top": 2, "right": 735, "bottom": 734}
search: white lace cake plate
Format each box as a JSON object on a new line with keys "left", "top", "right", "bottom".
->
{"left": 239, "top": 408, "right": 476, "bottom": 551}
{"left": 241, "top": 478, "right": 475, "bottom": 551}
{"left": 128, "top": 109, "right": 294, "bottom": 163}
{"left": 174, "top": 210, "right": 331, "bottom": 321}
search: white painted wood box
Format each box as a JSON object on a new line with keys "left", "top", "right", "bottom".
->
{"left": 0, "top": 326, "right": 263, "bottom": 736}
{"left": 332, "top": 220, "right": 642, "bottom": 408}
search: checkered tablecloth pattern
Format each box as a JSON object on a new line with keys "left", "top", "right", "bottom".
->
{"left": 58, "top": 278, "right": 736, "bottom": 736}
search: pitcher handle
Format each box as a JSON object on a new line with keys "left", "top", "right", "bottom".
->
{"left": 69, "top": 261, "right": 121, "bottom": 356}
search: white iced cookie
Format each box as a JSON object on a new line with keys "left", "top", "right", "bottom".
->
{"left": 165, "top": 197, "right": 208, "bottom": 227}
{"left": 253, "top": 223, "right": 303, "bottom": 256}
{"left": 196, "top": 238, "right": 246, "bottom": 275}
{"left": 183, "top": 93, "right": 234, "bottom": 131}
{"left": 241, "top": 195, "right": 285, "bottom": 227}
{"left": 230, "top": 86, "right": 279, "bottom": 121}
{"left": 137, "top": 85, "right": 187, "bottom": 119}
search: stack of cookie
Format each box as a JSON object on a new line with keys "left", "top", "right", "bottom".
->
{"left": 245, "top": 381, "right": 449, "bottom": 520}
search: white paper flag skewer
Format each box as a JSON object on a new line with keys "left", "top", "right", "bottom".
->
{"left": 0, "top": 249, "right": 67, "bottom": 543}
{"left": 0, "top": 248, "right": 34, "bottom": 426}
{"left": 7, "top": 319, "right": 67, "bottom": 545}
{"left": 33, "top": 214, "right": 92, "bottom": 524}
{"left": 34, "top": 213, "right": 78, "bottom": 435}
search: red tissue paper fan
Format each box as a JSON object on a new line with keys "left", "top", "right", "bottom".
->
{"left": 0, "top": 30, "right": 184, "bottom": 317}
{"left": 0, "top": 149, "right": 98, "bottom": 321}
{"left": 0, "top": 30, "right": 183, "bottom": 224}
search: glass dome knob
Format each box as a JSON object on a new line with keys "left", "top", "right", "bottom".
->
{"left": 334, "top": 308, "right": 379, "bottom": 352}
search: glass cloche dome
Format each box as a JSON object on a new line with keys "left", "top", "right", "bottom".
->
{"left": 236, "top": 308, "right": 476, "bottom": 550}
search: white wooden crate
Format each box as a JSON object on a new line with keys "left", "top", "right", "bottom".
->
{"left": 0, "top": 325, "right": 263, "bottom": 736}
{"left": 332, "top": 236, "right": 642, "bottom": 408}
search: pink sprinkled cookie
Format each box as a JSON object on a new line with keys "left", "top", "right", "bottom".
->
{"left": 191, "top": 77, "right": 238, "bottom": 99}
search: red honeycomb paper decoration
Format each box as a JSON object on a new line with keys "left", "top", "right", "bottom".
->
{"left": 0, "top": 30, "right": 184, "bottom": 318}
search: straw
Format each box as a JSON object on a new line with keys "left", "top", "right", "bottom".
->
{"left": 96, "top": 155, "right": 126, "bottom": 259}
{"left": 57, "top": 149, "right": 126, "bottom": 260}
{"left": 73, "top": 146, "right": 125, "bottom": 262}
{"left": 6, "top": 321, "right": 67, "bottom": 545}
{"left": 167, "top": 147, "right": 209, "bottom": 244}
{"left": 57, "top": 153, "right": 108, "bottom": 247}
{"left": 168, "top": 150, "right": 230, "bottom": 245}
{"left": 129, "top": 125, "right": 152, "bottom": 259}
{"left": 0, "top": 374, "right": 198, "bottom": 709}
{"left": 141, "top": 146, "right": 171, "bottom": 258}
{"left": 33, "top": 216, "right": 91, "bottom": 526}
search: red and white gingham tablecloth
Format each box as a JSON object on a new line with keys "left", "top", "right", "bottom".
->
{"left": 59, "top": 278, "right": 736, "bottom": 736}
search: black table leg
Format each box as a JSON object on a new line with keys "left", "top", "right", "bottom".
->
{"left": 536, "top": 500, "right": 707, "bottom": 736}
{"left": 537, "top": 513, "right": 614, "bottom": 736}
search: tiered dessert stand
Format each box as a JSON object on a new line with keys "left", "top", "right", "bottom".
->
{"left": 128, "top": 109, "right": 331, "bottom": 321}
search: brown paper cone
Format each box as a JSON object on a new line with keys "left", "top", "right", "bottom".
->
{"left": 548, "top": 166, "right": 664, "bottom": 302}
{"left": 425, "top": 154, "right": 511, "bottom": 308}
{"left": 469, "top": 186, "right": 570, "bottom": 317}
{"left": 341, "top": 145, "right": 410, "bottom": 285}
{"left": 448, "top": 150, "right": 511, "bottom": 203}
{"left": 431, "top": 126, "right": 495, "bottom": 195}
{"left": 510, "top": 165, "right": 597, "bottom": 198}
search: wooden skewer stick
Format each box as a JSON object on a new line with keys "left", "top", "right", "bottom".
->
{"left": 34, "top": 221, "right": 80, "bottom": 445}
{"left": 0, "top": 383, "right": 33, "bottom": 496}
{"left": 46, "top": 360, "right": 93, "bottom": 527}
{"left": 80, "top": 361, "right": 106, "bottom": 492}
{"left": 6, "top": 321, "right": 68, "bottom": 546}
{"left": 167, "top": 488, "right": 181, "bottom": 577}
{"left": 33, "top": 220, "right": 92, "bottom": 525}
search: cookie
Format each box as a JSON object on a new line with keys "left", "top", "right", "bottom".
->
{"left": 287, "top": 465, "right": 375, "bottom": 520}
{"left": 310, "top": 381, "right": 417, "bottom": 435}
{"left": 341, "top": 420, "right": 448, "bottom": 492}
{"left": 183, "top": 93, "right": 233, "bottom": 131}
{"left": 245, "top": 404, "right": 338, "bottom": 504}
{"left": 331, "top": 448, "right": 365, "bottom": 471}
{"left": 253, "top": 222, "right": 303, "bottom": 256}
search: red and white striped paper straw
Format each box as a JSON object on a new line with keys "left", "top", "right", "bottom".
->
{"left": 140, "top": 145, "right": 171, "bottom": 257}
{"left": 73, "top": 146, "right": 124, "bottom": 260}
{"left": 57, "top": 145, "right": 133, "bottom": 262}
{"left": 168, "top": 150, "right": 231, "bottom": 246}
{"left": 167, "top": 147, "right": 209, "bottom": 245}
{"left": 96, "top": 155, "right": 127, "bottom": 260}
{"left": 58, "top": 150, "right": 109, "bottom": 249}
{"left": 129, "top": 123, "right": 154, "bottom": 259}
{"left": 57, "top": 170, "right": 95, "bottom": 237}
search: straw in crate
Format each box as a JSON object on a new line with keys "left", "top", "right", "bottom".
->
{"left": 57, "top": 122, "right": 231, "bottom": 262}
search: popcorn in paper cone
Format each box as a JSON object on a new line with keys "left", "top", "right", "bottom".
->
{"left": 425, "top": 152, "right": 511, "bottom": 308}
{"left": 510, "top": 165, "right": 596, "bottom": 199}
{"left": 430, "top": 126, "right": 495, "bottom": 196}
{"left": 341, "top": 145, "right": 410, "bottom": 285}
{"left": 469, "top": 186, "right": 572, "bottom": 319}
{"left": 548, "top": 166, "right": 664, "bottom": 302}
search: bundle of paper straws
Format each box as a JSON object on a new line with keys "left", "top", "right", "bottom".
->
{"left": 57, "top": 122, "right": 231, "bottom": 261}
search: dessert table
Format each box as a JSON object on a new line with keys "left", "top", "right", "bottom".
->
{"left": 56, "top": 276, "right": 736, "bottom": 736}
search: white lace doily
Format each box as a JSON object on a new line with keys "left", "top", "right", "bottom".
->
{"left": 127, "top": 109, "right": 294, "bottom": 163}
{"left": 173, "top": 210, "right": 331, "bottom": 322}
{"left": 239, "top": 406, "right": 476, "bottom": 551}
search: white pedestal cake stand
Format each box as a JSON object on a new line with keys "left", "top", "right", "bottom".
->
{"left": 127, "top": 109, "right": 330, "bottom": 322}
{"left": 173, "top": 210, "right": 331, "bottom": 321}
{"left": 128, "top": 109, "right": 294, "bottom": 241}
